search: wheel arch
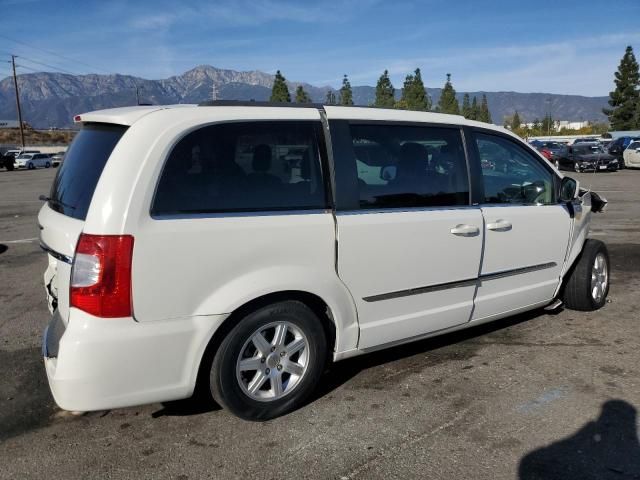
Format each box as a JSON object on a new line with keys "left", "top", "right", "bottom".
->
{"left": 192, "top": 289, "right": 353, "bottom": 401}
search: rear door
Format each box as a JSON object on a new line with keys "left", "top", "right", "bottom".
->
{"left": 329, "top": 120, "right": 483, "bottom": 350}
{"left": 38, "top": 123, "right": 128, "bottom": 324}
{"left": 469, "top": 130, "right": 571, "bottom": 321}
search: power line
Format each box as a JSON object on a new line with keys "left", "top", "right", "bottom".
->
{"left": 0, "top": 33, "right": 110, "bottom": 74}
{"left": 14, "top": 64, "right": 43, "bottom": 73}
{"left": 11, "top": 55, "right": 78, "bottom": 75}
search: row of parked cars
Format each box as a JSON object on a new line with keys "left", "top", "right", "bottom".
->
{"left": 530, "top": 135, "right": 640, "bottom": 172}
{"left": 0, "top": 149, "right": 65, "bottom": 171}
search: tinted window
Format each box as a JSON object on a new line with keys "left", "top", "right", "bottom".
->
{"left": 348, "top": 124, "right": 469, "bottom": 209}
{"left": 152, "top": 121, "right": 327, "bottom": 215}
{"left": 49, "top": 124, "right": 127, "bottom": 219}
{"left": 475, "top": 133, "right": 555, "bottom": 205}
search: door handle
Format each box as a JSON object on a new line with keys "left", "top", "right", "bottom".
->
{"left": 486, "top": 219, "right": 512, "bottom": 231}
{"left": 450, "top": 224, "right": 480, "bottom": 236}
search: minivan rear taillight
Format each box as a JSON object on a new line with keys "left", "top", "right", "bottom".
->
{"left": 70, "top": 234, "right": 134, "bottom": 318}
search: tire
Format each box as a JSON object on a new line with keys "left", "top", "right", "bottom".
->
{"left": 45, "top": 161, "right": 50, "bottom": 168}
{"left": 28, "top": 162, "right": 34, "bottom": 170}
{"left": 210, "top": 300, "right": 327, "bottom": 421}
{"left": 562, "top": 239, "right": 610, "bottom": 311}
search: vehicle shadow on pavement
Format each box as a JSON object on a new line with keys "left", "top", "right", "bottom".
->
{"left": 518, "top": 400, "right": 640, "bottom": 479}
{"left": 309, "top": 307, "right": 559, "bottom": 406}
{"left": 0, "top": 244, "right": 7, "bottom": 255}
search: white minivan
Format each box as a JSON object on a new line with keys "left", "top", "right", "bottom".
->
{"left": 40, "top": 102, "right": 609, "bottom": 420}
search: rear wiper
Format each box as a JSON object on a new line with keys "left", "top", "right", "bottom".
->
{"left": 38, "top": 195, "right": 76, "bottom": 210}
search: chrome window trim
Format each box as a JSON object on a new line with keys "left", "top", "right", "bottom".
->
{"left": 151, "top": 208, "right": 332, "bottom": 220}
{"left": 336, "top": 205, "right": 480, "bottom": 216}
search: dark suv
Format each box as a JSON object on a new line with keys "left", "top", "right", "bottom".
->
{"left": 557, "top": 143, "right": 619, "bottom": 172}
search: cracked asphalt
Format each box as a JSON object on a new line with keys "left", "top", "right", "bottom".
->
{"left": 1, "top": 167, "right": 639, "bottom": 479}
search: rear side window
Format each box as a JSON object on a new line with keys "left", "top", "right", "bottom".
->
{"left": 152, "top": 121, "right": 327, "bottom": 215}
{"left": 348, "top": 123, "right": 470, "bottom": 209}
{"left": 49, "top": 124, "right": 127, "bottom": 219}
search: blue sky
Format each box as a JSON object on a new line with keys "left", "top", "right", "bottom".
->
{"left": 1, "top": 0, "right": 639, "bottom": 96}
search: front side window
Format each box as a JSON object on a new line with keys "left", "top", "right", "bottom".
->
{"left": 475, "top": 132, "right": 555, "bottom": 205}
{"left": 349, "top": 124, "right": 469, "bottom": 209}
{"left": 152, "top": 121, "right": 327, "bottom": 215}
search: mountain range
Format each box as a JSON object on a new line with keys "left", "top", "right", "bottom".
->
{"left": 0, "top": 65, "right": 610, "bottom": 129}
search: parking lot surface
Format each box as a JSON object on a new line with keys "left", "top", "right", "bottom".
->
{"left": 1, "top": 167, "right": 639, "bottom": 479}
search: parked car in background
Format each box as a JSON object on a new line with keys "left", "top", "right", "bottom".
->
{"left": 608, "top": 136, "right": 640, "bottom": 168}
{"left": 51, "top": 151, "right": 65, "bottom": 167}
{"left": 571, "top": 137, "right": 599, "bottom": 145}
{"left": 537, "top": 142, "right": 564, "bottom": 163}
{"left": 15, "top": 152, "right": 52, "bottom": 169}
{"left": 39, "top": 103, "right": 610, "bottom": 421}
{"left": 556, "top": 143, "right": 619, "bottom": 172}
{"left": 623, "top": 140, "right": 640, "bottom": 169}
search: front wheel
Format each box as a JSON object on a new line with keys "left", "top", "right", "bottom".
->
{"left": 562, "top": 239, "right": 610, "bottom": 311}
{"left": 210, "top": 301, "right": 327, "bottom": 421}
{"left": 28, "top": 162, "right": 34, "bottom": 170}
{"left": 45, "top": 161, "right": 50, "bottom": 168}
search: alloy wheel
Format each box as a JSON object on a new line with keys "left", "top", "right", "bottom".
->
{"left": 236, "top": 321, "right": 309, "bottom": 402}
{"left": 591, "top": 253, "right": 608, "bottom": 303}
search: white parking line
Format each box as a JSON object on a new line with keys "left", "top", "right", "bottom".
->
{"left": 0, "top": 237, "right": 38, "bottom": 244}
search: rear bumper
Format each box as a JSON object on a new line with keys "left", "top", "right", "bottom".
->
{"left": 43, "top": 309, "right": 227, "bottom": 412}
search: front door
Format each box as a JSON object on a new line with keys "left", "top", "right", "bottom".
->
{"left": 470, "top": 131, "right": 572, "bottom": 321}
{"left": 329, "top": 119, "right": 483, "bottom": 349}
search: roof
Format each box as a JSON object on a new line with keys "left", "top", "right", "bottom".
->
{"left": 74, "top": 102, "right": 512, "bottom": 137}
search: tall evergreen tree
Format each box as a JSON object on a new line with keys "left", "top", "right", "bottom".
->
{"left": 437, "top": 73, "right": 460, "bottom": 115}
{"left": 511, "top": 110, "right": 521, "bottom": 130}
{"left": 374, "top": 70, "right": 395, "bottom": 108}
{"left": 339, "top": 74, "right": 354, "bottom": 106}
{"left": 461, "top": 93, "right": 472, "bottom": 118}
{"left": 295, "top": 85, "right": 312, "bottom": 103}
{"left": 325, "top": 90, "right": 336, "bottom": 105}
{"left": 479, "top": 94, "right": 492, "bottom": 123}
{"left": 470, "top": 96, "right": 479, "bottom": 120}
{"left": 270, "top": 70, "right": 291, "bottom": 102}
{"left": 399, "top": 68, "right": 430, "bottom": 111}
{"left": 603, "top": 45, "right": 640, "bottom": 130}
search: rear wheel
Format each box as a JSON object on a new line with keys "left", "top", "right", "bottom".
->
{"left": 28, "top": 162, "right": 34, "bottom": 170}
{"left": 562, "top": 239, "right": 609, "bottom": 311}
{"left": 45, "top": 161, "right": 50, "bottom": 168}
{"left": 210, "top": 301, "right": 327, "bottom": 421}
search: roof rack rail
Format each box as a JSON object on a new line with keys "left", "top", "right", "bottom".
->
{"left": 198, "top": 100, "right": 324, "bottom": 108}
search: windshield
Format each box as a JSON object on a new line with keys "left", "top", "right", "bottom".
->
{"left": 17, "top": 154, "right": 33, "bottom": 159}
{"left": 48, "top": 123, "right": 127, "bottom": 220}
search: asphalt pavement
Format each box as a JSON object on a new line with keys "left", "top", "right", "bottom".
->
{"left": 1, "top": 166, "right": 639, "bottom": 479}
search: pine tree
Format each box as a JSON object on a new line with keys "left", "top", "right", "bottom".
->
{"left": 604, "top": 46, "right": 640, "bottom": 130}
{"left": 339, "top": 74, "right": 354, "bottom": 106}
{"left": 295, "top": 85, "right": 311, "bottom": 103}
{"left": 270, "top": 70, "right": 291, "bottom": 103}
{"left": 325, "top": 90, "right": 336, "bottom": 105}
{"left": 461, "top": 93, "right": 472, "bottom": 118}
{"left": 374, "top": 70, "right": 395, "bottom": 108}
{"left": 479, "top": 94, "right": 492, "bottom": 123}
{"left": 399, "top": 68, "right": 430, "bottom": 111}
{"left": 437, "top": 73, "right": 460, "bottom": 115}
{"left": 511, "top": 110, "right": 521, "bottom": 130}
{"left": 470, "top": 96, "right": 479, "bottom": 120}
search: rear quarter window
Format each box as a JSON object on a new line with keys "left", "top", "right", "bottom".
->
{"left": 151, "top": 121, "right": 328, "bottom": 216}
{"left": 48, "top": 124, "right": 127, "bottom": 220}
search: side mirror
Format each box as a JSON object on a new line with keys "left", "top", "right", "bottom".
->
{"left": 380, "top": 165, "right": 397, "bottom": 181}
{"left": 559, "top": 176, "right": 578, "bottom": 203}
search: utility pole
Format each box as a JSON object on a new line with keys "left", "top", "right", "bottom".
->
{"left": 211, "top": 82, "right": 217, "bottom": 101}
{"left": 135, "top": 86, "right": 140, "bottom": 105}
{"left": 11, "top": 55, "right": 25, "bottom": 149}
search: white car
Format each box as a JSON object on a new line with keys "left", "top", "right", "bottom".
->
{"left": 39, "top": 103, "right": 609, "bottom": 420}
{"left": 15, "top": 152, "right": 52, "bottom": 169}
{"left": 623, "top": 140, "right": 640, "bottom": 168}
